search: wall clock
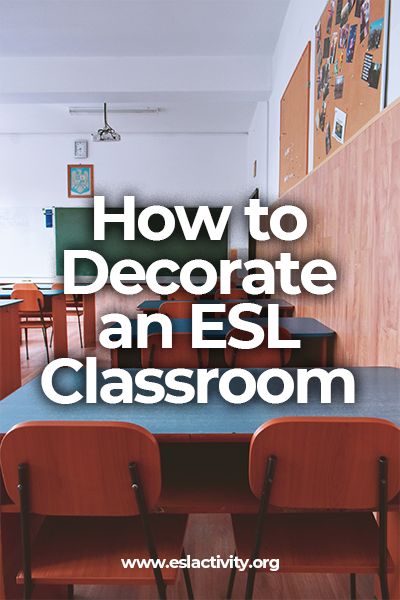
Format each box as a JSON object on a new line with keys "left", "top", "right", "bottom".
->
{"left": 74, "top": 140, "right": 88, "bottom": 159}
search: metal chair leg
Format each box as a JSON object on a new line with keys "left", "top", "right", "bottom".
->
{"left": 226, "top": 553, "right": 237, "bottom": 600}
{"left": 350, "top": 573, "right": 356, "bottom": 599}
{"left": 77, "top": 312, "right": 83, "bottom": 348}
{"left": 41, "top": 327, "right": 50, "bottom": 363}
{"left": 24, "top": 328, "right": 29, "bottom": 360}
{"left": 245, "top": 567, "right": 256, "bottom": 600}
{"left": 380, "top": 572, "right": 389, "bottom": 600}
{"left": 181, "top": 549, "right": 194, "bottom": 599}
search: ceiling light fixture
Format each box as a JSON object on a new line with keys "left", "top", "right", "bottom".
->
{"left": 92, "top": 102, "right": 121, "bottom": 142}
{"left": 70, "top": 107, "right": 160, "bottom": 115}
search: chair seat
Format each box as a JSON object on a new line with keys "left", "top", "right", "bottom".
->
{"left": 66, "top": 307, "right": 83, "bottom": 315}
{"left": 17, "top": 514, "right": 188, "bottom": 586}
{"left": 232, "top": 512, "right": 395, "bottom": 573}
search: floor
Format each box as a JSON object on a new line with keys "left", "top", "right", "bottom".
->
{"left": 19, "top": 318, "right": 375, "bottom": 600}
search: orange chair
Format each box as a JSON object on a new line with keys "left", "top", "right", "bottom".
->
{"left": 0, "top": 421, "right": 194, "bottom": 600}
{"left": 227, "top": 418, "right": 400, "bottom": 600}
{"left": 224, "top": 326, "right": 292, "bottom": 368}
{"left": 159, "top": 301, "right": 194, "bottom": 319}
{"left": 166, "top": 288, "right": 195, "bottom": 301}
{"left": 142, "top": 332, "right": 209, "bottom": 368}
{"left": 52, "top": 283, "right": 83, "bottom": 348}
{"left": 12, "top": 283, "right": 38, "bottom": 290}
{"left": 11, "top": 289, "right": 53, "bottom": 363}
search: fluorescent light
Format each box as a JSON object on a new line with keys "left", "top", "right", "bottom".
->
{"left": 69, "top": 106, "right": 161, "bottom": 115}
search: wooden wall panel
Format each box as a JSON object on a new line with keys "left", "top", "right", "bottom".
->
{"left": 314, "top": 0, "right": 387, "bottom": 167}
{"left": 279, "top": 43, "right": 311, "bottom": 196}
{"left": 257, "top": 99, "right": 400, "bottom": 367}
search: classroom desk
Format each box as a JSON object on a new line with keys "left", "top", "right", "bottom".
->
{"left": 111, "top": 317, "right": 336, "bottom": 368}
{"left": 0, "top": 289, "right": 97, "bottom": 351}
{"left": 0, "top": 367, "right": 398, "bottom": 599}
{"left": 0, "top": 289, "right": 68, "bottom": 359}
{"left": 138, "top": 298, "right": 295, "bottom": 317}
{"left": 0, "top": 300, "right": 22, "bottom": 400}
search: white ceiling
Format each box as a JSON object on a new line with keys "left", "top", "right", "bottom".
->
{"left": 0, "top": 0, "right": 289, "bottom": 57}
{"left": 0, "top": 0, "right": 290, "bottom": 133}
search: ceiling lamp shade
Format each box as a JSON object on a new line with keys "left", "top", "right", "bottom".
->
{"left": 92, "top": 102, "right": 121, "bottom": 142}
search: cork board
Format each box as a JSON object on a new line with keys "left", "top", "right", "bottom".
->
{"left": 314, "top": 0, "right": 387, "bottom": 167}
{"left": 279, "top": 42, "right": 311, "bottom": 196}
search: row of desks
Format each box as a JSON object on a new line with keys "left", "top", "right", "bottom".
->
{"left": 0, "top": 367, "right": 399, "bottom": 598}
{"left": 112, "top": 317, "right": 336, "bottom": 368}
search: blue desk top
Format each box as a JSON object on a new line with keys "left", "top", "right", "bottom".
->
{"left": 124, "top": 317, "right": 335, "bottom": 339}
{"left": 0, "top": 368, "right": 398, "bottom": 435}
{"left": 0, "top": 299, "right": 23, "bottom": 308}
{"left": 0, "top": 289, "right": 63, "bottom": 299}
{"left": 138, "top": 298, "right": 294, "bottom": 310}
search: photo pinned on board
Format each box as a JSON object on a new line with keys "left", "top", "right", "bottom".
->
{"left": 361, "top": 52, "right": 373, "bottom": 81}
{"left": 355, "top": 0, "right": 363, "bottom": 18}
{"left": 339, "top": 24, "right": 350, "bottom": 48}
{"left": 323, "top": 37, "right": 331, "bottom": 58}
{"left": 329, "top": 32, "right": 339, "bottom": 64}
{"left": 334, "top": 75, "right": 345, "bottom": 99}
{"left": 360, "top": 0, "right": 370, "bottom": 42}
{"left": 346, "top": 24, "right": 357, "bottom": 62}
{"left": 325, "top": 122, "right": 332, "bottom": 155}
{"left": 335, "top": 0, "right": 344, "bottom": 25}
{"left": 326, "top": 0, "right": 335, "bottom": 33}
{"left": 368, "top": 18, "right": 384, "bottom": 50}
{"left": 316, "top": 21, "right": 322, "bottom": 54}
{"left": 368, "top": 62, "right": 382, "bottom": 89}
{"left": 333, "top": 108, "right": 347, "bottom": 144}
{"left": 320, "top": 101, "right": 327, "bottom": 131}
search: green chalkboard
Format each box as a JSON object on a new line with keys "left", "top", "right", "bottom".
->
{"left": 55, "top": 207, "right": 228, "bottom": 276}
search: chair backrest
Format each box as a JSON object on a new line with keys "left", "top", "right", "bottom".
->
{"left": 52, "top": 283, "right": 63, "bottom": 290}
{"left": 249, "top": 417, "right": 400, "bottom": 510}
{"left": 166, "top": 288, "right": 195, "bottom": 301}
{"left": 215, "top": 288, "right": 247, "bottom": 300}
{"left": 12, "top": 283, "right": 38, "bottom": 290}
{"left": 141, "top": 332, "right": 209, "bottom": 368}
{"left": 159, "top": 301, "right": 193, "bottom": 319}
{"left": 0, "top": 421, "right": 161, "bottom": 516}
{"left": 225, "top": 327, "right": 292, "bottom": 368}
{"left": 11, "top": 289, "right": 45, "bottom": 312}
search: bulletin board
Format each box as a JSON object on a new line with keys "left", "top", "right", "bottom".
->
{"left": 279, "top": 43, "right": 311, "bottom": 196}
{"left": 314, "top": 0, "right": 388, "bottom": 167}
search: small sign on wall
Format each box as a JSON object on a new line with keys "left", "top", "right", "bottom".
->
{"left": 43, "top": 208, "right": 53, "bottom": 228}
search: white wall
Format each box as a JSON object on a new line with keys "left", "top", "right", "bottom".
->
{"left": 246, "top": 102, "right": 268, "bottom": 202}
{"left": 267, "top": 0, "right": 400, "bottom": 201}
{"left": 0, "top": 133, "right": 249, "bottom": 279}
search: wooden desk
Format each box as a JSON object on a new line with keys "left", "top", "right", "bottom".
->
{"left": 138, "top": 298, "right": 295, "bottom": 317}
{"left": 0, "top": 290, "right": 68, "bottom": 359}
{"left": 0, "top": 301, "right": 22, "bottom": 400}
{"left": 0, "top": 367, "right": 398, "bottom": 599}
{"left": 0, "top": 289, "right": 97, "bottom": 353}
{"left": 112, "top": 317, "right": 336, "bottom": 368}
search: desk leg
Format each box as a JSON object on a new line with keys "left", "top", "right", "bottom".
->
{"left": 83, "top": 294, "right": 96, "bottom": 348}
{"left": 0, "top": 305, "right": 21, "bottom": 399}
{"left": 52, "top": 295, "right": 68, "bottom": 358}
{"left": 321, "top": 338, "right": 335, "bottom": 367}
